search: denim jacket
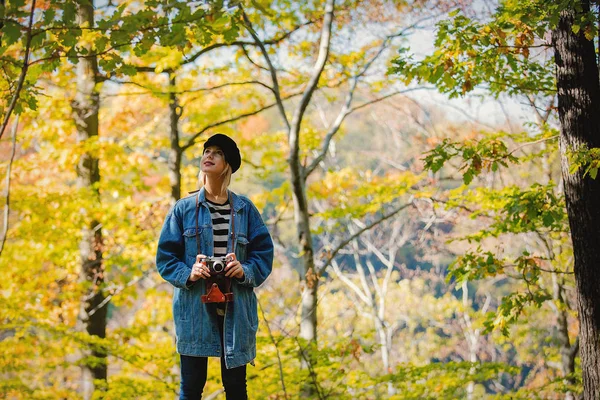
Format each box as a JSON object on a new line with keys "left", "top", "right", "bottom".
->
{"left": 156, "top": 188, "right": 274, "bottom": 369}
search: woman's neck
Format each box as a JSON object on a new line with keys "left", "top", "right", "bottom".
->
{"left": 204, "top": 179, "right": 228, "bottom": 203}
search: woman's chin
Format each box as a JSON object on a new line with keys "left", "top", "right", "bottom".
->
{"left": 202, "top": 169, "right": 223, "bottom": 176}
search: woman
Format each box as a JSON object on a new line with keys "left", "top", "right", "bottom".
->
{"left": 156, "top": 133, "right": 274, "bottom": 399}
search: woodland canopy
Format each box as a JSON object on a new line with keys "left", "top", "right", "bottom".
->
{"left": 1, "top": 0, "right": 600, "bottom": 399}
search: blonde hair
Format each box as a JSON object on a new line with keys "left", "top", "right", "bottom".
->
{"left": 199, "top": 162, "right": 232, "bottom": 200}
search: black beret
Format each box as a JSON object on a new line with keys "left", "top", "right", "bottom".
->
{"left": 203, "top": 133, "right": 241, "bottom": 173}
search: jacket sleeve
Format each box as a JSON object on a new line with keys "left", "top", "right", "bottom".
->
{"left": 156, "top": 204, "right": 193, "bottom": 290}
{"left": 238, "top": 201, "right": 274, "bottom": 288}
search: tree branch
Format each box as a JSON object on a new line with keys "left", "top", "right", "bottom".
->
{"left": 329, "top": 259, "right": 370, "bottom": 304}
{"left": 303, "top": 31, "right": 396, "bottom": 177}
{"left": 305, "top": 87, "right": 434, "bottom": 176}
{"left": 289, "top": 0, "right": 335, "bottom": 176}
{"left": 0, "top": 116, "right": 18, "bottom": 260}
{"left": 317, "top": 199, "right": 414, "bottom": 275}
{"left": 0, "top": 0, "right": 36, "bottom": 142}
{"left": 242, "top": 10, "right": 290, "bottom": 130}
{"left": 135, "top": 18, "right": 316, "bottom": 73}
{"left": 301, "top": 14, "right": 440, "bottom": 174}
{"left": 88, "top": 270, "right": 151, "bottom": 317}
{"left": 110, "top": 78, "right": 273, "bottom": 96}
{"left": 508, "top": 134, "right": 559, "bottom": 156}
{"left": 181, "top": 91, "right": 303, "bottom": 151}
{"left": 258, "top": 298, "right": 288, "bottom": 398}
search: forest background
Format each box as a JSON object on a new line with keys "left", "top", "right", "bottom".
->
{"left": 1, "top": 0, "right": 600, "bottom": 399}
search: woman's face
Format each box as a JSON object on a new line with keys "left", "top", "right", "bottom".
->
{"left": 201, "top": 146, "right": 227, "bottom": 175}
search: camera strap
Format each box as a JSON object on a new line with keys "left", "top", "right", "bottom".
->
{"left": 195, "top": 192, "right": 201, "bottom": 256}
{"left": 228, "top": 191, "right": 236, "bottom": 255}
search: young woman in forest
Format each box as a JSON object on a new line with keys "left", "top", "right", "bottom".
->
{"left": 156, "top": 133, "right": 274, "bottom": 399}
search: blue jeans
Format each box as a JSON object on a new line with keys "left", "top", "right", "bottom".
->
{"left": 179, "top": 315, "right": 247, "bottom": 400}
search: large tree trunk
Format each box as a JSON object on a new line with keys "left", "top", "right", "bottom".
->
{"left": 291, "top": 172, "right": 318, "bottom": 343}
{"left": 72, "top": 1, "right": 107, "bottom": 397}
{"left": 168, "top": 73, "right": 182, "bottom": 202}
{"left": 553, "top": 3, "right": 600, "bottom": 399}
{"left": 285, "top": 2, "right": 334, "bottom": 395}
{"left": 288, "top": 0, "right": 334, "bottom": 345}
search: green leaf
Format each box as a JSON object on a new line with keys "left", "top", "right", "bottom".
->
{"left": 2, "top": 21, "right": 22, "bottom": 47}
{"left": 463, "top": 169, "right": 474, "bottom": 185}
{"left": 542, "top": 213, "right": 554, "bottom": 227}
{"left": 62, "top": 2, "right": 77, "bottom": 25}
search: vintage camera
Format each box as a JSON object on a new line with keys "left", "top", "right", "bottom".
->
{"left": 202, "top": 256, "right": 232, "bottom": 276}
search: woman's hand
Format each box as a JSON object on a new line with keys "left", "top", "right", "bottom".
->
{"left": 190, "top": 254, "right": 210, "bottom": 281}
{"left": 225, "top": 253, "right": 244, "bottom": 279}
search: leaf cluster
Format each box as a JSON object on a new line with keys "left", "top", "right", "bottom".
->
{"left": 390, "top": 5, "right": 559, "bottom": 98}
{"left": 567, "top": 143, "right": 600, "bottom": 179}
{"left": 424, "top": 135, "right": 519, "bottom": 184}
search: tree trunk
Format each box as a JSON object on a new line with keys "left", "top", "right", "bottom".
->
{"left": 72, "top": 1, "right": 107, "bottom": 397}
{"left": 291, "top": 170, "right": 318, "bottom": 343}
{"left": 285, "top": 1, "right": 334, "bottom": 395}
{"left": 553, "top": 3, "right": 600, "bottom": 399}
{"left": 290, "top": 166, "right": 319, "bottom": 396}
{"left": 168, "top": 73, "right": 182, "bottom": 202}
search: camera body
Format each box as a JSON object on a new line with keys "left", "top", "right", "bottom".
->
{"left": 202, "top": 256, "right": 232, "bottom": 276}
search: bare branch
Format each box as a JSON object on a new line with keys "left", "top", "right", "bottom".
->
{"left": 109, "top": 78, "right": 273, "bottom": 96}
{"left": 317, "top": 199, "right": 414, "bottom": 275}
{"left": 289, "top": 0, "right": 335, "bottom": 175}
{"left": 180, "top": 75, "right": 351, "bottom": 153}
{"left": 88, "top": 270, "right": 152, "bottom": 317}
{"left": 242, "top": 11, "right": 290, "bottom": 130}
{"left": 329, "top": 260, "right": 370, "bottom": 304}
{"left": 258, "top": 298, "right": 288, "bottom": 398}
{"left": 305, "top": 87, "right": 435, "bottom": 177}
{"left": 0, "top": 116, "right": 18, "bottom": 259}
{"left": 240, "top": 44, "right": 269, "bottom": 71}
{"left": 303, "top": 30, "right": 403, "bottom": 177}
{"left": 508, "top": 134, "right": 559, "bottom": 156}
{"left": 181, "top": 91, "right": 303, "bottom": 151}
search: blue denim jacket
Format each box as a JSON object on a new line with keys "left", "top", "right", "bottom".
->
{"left": 156, "top": 188, "right": 274, "bottom": 369}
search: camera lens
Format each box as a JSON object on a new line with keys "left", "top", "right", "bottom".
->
{"left": 213, "top": 261, "right": 224, "bottom": 273}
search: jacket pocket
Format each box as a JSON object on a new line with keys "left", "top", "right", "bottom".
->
{"left": 183, "top": 227, "right": 204, "bottom": 260}
{"left": 235, "top": 235, "right": 249, "bottom": 262}
{"left": 174, "top": 287, "right": 187, "bottom": 322}
{"left": 248, "top": 291, "right": 258, "bottom": 332}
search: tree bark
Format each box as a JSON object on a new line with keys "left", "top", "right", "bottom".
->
{"left": 72, "top": 1, "right": 107, "bottom": 397}
{"left": 553, "top": 3, "right": 600, "bottom": 399}
{"left": 289, "top": 0, "right": 335, "bottom": 347}
{"left": 168, "top": 73, "right": 182, "bottom": 202}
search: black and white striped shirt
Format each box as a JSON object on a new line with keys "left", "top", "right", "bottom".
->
{"left": 207, "top": 199, "right": 231, "bottom": 256}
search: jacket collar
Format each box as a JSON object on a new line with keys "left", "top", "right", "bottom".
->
{"left": 192, "top": 187, "right": 245, "bottom": 212}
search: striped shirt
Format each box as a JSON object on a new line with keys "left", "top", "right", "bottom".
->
{"left": 207, "top": 199, "right": 231, "bottom": 256}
